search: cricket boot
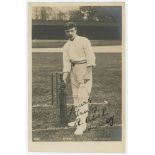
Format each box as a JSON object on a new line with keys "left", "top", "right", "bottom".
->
{"left": 68, "top": 121, "right": 76, "bottom": 127}
{"left": 74, "top": 123, "right": 87, "bottom": 135}
{"left": 74, "top": 108, "right": 88, "bottom": 135}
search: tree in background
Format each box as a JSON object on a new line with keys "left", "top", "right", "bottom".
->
{"left": 32, "top": 6, "right": 120, "bottom": 23}
{"left": 69, "top": 10, "right": 82, "bottom": 21}
{"left": 80, "top": 6, "right": 96, "bottom": 21}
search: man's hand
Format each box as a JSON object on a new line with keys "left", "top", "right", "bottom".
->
{"left": 63, "top": 79, "right": 67, "bottom": 84}
{"left": 63, "top": 72, "right": 69, "bottom": 84}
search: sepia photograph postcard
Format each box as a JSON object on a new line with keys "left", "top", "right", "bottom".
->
{"left": 28, "top": 2, "right": 125, "bottom": 153}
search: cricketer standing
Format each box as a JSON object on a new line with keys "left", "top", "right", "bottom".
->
{"left": 62, "top": 22, "right": 96, "bottom": 135}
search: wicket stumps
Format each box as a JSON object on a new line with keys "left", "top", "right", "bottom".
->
{"left": 51, "top": 72, "right": 59, "bottom": 105}
{"left": 51, "top": 72, "right": 67, "bottom": 126}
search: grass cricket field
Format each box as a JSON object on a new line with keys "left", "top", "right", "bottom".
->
{"left": 32, "top": 52, "right": 122, "bottom": 141}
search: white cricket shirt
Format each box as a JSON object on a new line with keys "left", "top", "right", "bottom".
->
{"left": 63, "top": 35, "right": 96, "bottom": 73}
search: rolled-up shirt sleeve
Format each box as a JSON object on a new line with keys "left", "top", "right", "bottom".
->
{"left": 83, "top": 38, "right": 96, "bottom": 67}
{"left": 63, "top": 47, "right": 71, "bottom": 73}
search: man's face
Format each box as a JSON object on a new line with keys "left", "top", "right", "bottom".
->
{"left": 65, "top": 27, "right": 77, "bottom": 41}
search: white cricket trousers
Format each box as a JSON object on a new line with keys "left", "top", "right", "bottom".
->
{"left": 70, "top": 63, "right": 92, "bottom": 126}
